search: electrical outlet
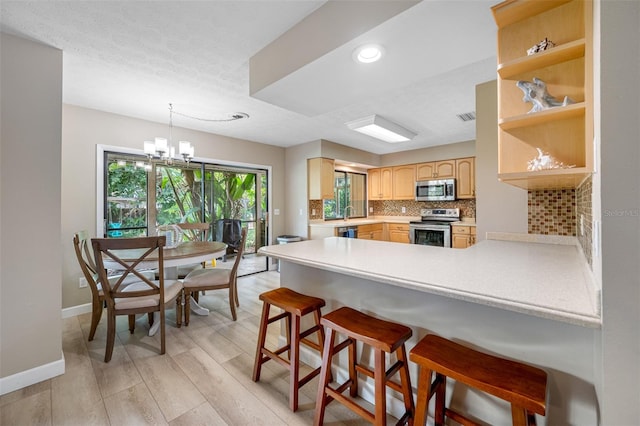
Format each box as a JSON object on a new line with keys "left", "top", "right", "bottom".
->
{"left": 312, "top": 208, "right": 316, "bottom": 215}
{"left": 79, "top": 277, "right": 88, "bottom": 288}
{"left": 369, "top": 207, "right": 373, "bottom": 213}
{"left": 274, "top": 209, "right": 280, "bottom": 215}
{"left": 299, "top": 208, "right": 303, "bottom": 215}
{"left": 580, "top": 214, "right": 584, "bottom": 236}
{"left": 401, "top": 206, "right": 406, "bottom": 213}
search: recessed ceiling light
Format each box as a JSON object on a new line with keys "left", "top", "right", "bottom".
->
{"left": 353, "top": 44, "right": 385, "bottom": 64}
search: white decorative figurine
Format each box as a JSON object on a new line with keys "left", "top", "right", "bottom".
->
{"left": 516, "top": 77, "right": 574, "bottom": 114}
{"left": 527, "top": 148, "right": 576, "bottom": 171}
{"left": 527, "top": 38, "right": 556, "bottom": 56}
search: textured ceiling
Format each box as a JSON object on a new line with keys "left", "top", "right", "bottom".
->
{"left": 0, "top": 0, "right": 498, "bottom": 155}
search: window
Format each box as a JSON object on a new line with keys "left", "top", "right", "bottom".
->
{"left": 102, "top": 149, "right": 270, "bottom": 276}
{"left": 105, "top": 156, "right": 148, "bottom": 238}
{"left": 323, "top": 171, "right": 366, "bottom": 220}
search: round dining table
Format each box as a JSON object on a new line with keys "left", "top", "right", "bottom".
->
{"left": 103, "top": 240, "right": 227, "bottom": 336}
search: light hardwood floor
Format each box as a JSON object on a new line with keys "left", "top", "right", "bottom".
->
{"left": 0, "top": 271, "right": 386, "bottom": 426}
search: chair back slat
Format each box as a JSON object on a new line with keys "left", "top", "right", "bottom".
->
{"left": 91, "top": 236, "right": 166, "bottom": 300}
{"left": 177, "top": 222, "right": 210, "bottom": 242}
{"left": 229, "top": 228, "right": 248, "bottom": 281}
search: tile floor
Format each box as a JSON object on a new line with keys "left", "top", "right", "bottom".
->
{"left": 0, "top": 271, "right": 385, "bottom": 425}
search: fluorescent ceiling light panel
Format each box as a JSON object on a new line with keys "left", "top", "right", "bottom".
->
{"left": 346, "top": 115, "right": 416, "bottom": 143}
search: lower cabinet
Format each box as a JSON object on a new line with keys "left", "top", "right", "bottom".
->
{"left": 452, "top": 225, "right": 476, "bottom": 249}
{"left": 387, "top": 223, "right": 410, "bottom": 244}
{"left": 357, "top": 223, "right": 384, "bottom": 241}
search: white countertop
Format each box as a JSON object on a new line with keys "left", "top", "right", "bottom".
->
{"left": 258, "top": 236, "right": 601, "bottom": 327}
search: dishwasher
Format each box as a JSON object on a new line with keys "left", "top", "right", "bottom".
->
{"left": 337, "top": 225, "right": 358, "bottom": 238}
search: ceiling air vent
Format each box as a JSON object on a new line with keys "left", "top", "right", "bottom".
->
{"left": 456, "top": 111, "right": 476, "bottom": 122}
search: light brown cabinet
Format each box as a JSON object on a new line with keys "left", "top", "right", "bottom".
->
{"left": 455, "top": 157, "right": 475, "bottom": 199}
{"left": 357, "top": 223, "right": 383, "bottom": 241}
{"left": 307, "top": 157, "right": 335, "bottom": 199}
{"left": 387, "top": 223, "right": 410, "bottom": 244}
{"left": 452, "top": 225, "right": 476, "bottom": 249}
{"left": 416, "top": 160, "right": 455, "bottom": 180}
{"left": 491, "top": 0, "right": 593, "bottom": 190}
{"left": 392, "top": 165, "right": 416, "bottom": 200}
{"left": 368, "top": 167, "right": 393, "bottom": 200}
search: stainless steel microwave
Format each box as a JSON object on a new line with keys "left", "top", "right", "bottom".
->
{"left": 415, "top": 178, "right": 456, "bottom": 201}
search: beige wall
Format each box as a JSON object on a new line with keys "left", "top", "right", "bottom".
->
{"left": 475, "top": 80, "right": 527, "bottom": 240}
{"left": 284, "top": 140, "right": 321, "bottom": 240}
{"left": 380, "top": 140, "right": 475, "bottom": 166}
{"left": 1, "top": 34, "right": 63, "bottom": 383}
{"left": 61, "top": 105, "right": 286, "bottom": 309}
{"left": 599, "top": 0, "right": 640, "bottom": 422}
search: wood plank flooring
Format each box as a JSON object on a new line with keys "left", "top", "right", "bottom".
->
{"left": 0, "top": 271, "right": 386, "bottom": 425}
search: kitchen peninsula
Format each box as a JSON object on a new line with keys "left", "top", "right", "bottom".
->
{"left": 259, "top": 235, "right": 600, "bottom": 424}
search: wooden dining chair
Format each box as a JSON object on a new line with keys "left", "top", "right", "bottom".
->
{"left": 177, "top": 222, "right": 210, "bottom": 241}
{"left": 183, "top": 227, "right": 247, "bottom": 323}
{"left": 176, "top": 222, "right": 210, "bottom": 278}
{"left": 91, "top": 236, "right": 183, "bottom": 362}
{"left": 73, "top": 231, "right": 156, "bottom": 341}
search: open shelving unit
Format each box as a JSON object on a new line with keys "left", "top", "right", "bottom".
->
{"left": 491, "top": 0, "right": 593, "bottom": 190}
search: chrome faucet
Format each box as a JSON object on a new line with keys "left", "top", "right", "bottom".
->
{"left": 343, "top": 205, "right": 355, "bottom": 220}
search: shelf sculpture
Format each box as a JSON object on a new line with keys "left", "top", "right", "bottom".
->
{"left": 527, "top": 37, "right": 556, "bottom": 55}
{"left": 517, "top": 77, "right": 574, "bottom": 113}
{"left": 527, "top": 148, "right": 576, "bottom": 171}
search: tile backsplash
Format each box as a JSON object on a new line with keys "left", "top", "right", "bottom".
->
{"left": 309, "top": 198, "right": 476, "bottom": 220}
{"left": 576, "top": 177, "right": 593, "bottom": 267}
{"left": 528, "top": 189, "right": 576, "bottom": 236}
{"left": 370, "top": 199, "right": 476, "bottom": 219}
{"left": 527, "top": 177, "right": 592, "bottom": 268}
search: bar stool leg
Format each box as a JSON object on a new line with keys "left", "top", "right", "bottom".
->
{"left": 414, "top": 367, "right": 433, "bottom": 425}
{"left": 290, "top": 312, "right": 301, "bottom": 411}
{"left": 374, "top": 348, "right": 386, "bottom": 426}
{"left": 434, "top": 373, "right": 446, "bottom": 426}
{"left": 314, "top": 327, "right": 337, "bottom": 426}
{"left": 397, "top": 345, "right": 415, "bottom": 424}
{"left": 511, "top": 405, "right": 536, "bottom": 426}
{"left": 348, "top": 337, "right": 358, "bottom": 397}
{"left": 252, "top": 302, "right": 270, "bottom": 382}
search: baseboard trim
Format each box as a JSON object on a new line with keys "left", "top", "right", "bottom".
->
{"left": 0, "top": 352, "right": 65, "bottom": 396}
{"left": 62, "top": 303, "right": 92, "bottom": 319}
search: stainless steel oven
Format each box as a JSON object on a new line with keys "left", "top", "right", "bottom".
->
{"left": 409, "top": 208, "right": 460, "bottom": 248}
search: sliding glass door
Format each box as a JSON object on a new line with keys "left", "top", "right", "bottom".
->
{"left": 203, "top": 165, "right": 268, "bottom": 274}
{"left": 104, "top": 151, "right": 269, "bottom": 275}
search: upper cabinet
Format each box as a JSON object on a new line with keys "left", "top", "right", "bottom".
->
{"left": 456, "top": 157, "right": 475, "bottom": 199}
{"left": 416, "top": 160, "right": 455, "bottom": 180}
{"left": 308, "top": 157, "right": 335, "bottom": 200}
{"left": 392, "top": 165, "right": 416, "bottom": 200}
{"left": 368, "top": 167, "right": 393, "bottom": 200}
{"left": 491, "top": 0, "right": 593, "bottom": 190}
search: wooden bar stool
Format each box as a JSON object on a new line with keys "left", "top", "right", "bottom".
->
{"left": 314, "top": 306, "right": 414, "bottom": 426}
{"left": 252, "top": 287, "right": 326, "bottom": 412}
{"left": 409, "top": 334, "right": 547, "bottom": 426}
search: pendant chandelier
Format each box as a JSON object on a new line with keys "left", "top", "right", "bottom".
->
{"left": 144, "top": 103, "right": 194, "bottom": 164}
{"left": 143, "top": 103, "right": 250, "bottom": 165}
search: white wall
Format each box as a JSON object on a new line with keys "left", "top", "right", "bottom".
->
{"left": 475, "top": 80, "right": 528, "bottom": 240}
{"left": 284, "top": 141, "right": 321, "bottom": 240}
{"left": 0, "top": 33, "right": 64, "bottom": 391}
{"left": 61, "top": 105, "right": 286, "bottom": 308}
{"left": 599, "top": 0, "right": 640, "bottom": 422}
